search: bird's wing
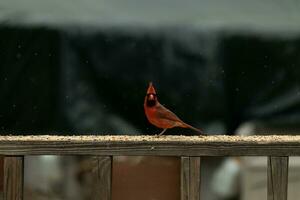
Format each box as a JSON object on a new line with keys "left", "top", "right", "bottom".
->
{"left": 155, "top": 103, "right": 184, "bottom": 123}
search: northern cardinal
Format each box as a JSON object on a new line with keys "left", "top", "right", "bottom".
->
{"left": 144, "top": 82, "right": 205, "bottom": 136}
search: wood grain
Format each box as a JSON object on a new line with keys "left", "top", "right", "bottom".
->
{"left": 181, "top": 157, "right": 201, "bottom": 200}
{"left": 0, "top": 156, "right": 4, "bottom": 191}
{"left": 0, "top": 135, "right": 298, "bottom": 156}
{"left": 267, "top": 156, "right": 288, "bottom": 200}
{"left": 189, "top": 157, "right": 201, "bottom": 200}
{"left": 4, "top": 156, "right": 24, "bottom": 200}
{"left": 181, "top": 157, "right": 189, "bottom": 200}
{"left": 92, "top": 156, "right": 112, "bottom": 200}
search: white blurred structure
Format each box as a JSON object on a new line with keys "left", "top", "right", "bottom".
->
{"left": 237, "top": 121, "right": 300, "bottom": 200}
{"left": 211, "top": 157, "right": 240, "bottom": 199}
{"left": 211, "top": 121, "right": 300, "bottom": 200}
{"left": 24, "top": 156, "right": 82, "bottom": 200}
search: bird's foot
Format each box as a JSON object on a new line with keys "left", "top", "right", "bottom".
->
{"left": 158, "top": 129, "right": 167, "bottom": 136}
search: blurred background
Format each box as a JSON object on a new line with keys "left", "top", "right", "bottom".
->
{"left": 0, "top": 0, "right": 300, "bottom": 200}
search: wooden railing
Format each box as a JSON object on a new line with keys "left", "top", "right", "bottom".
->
{"left": 1, "top": 135, "right": 298, "bottom": 200}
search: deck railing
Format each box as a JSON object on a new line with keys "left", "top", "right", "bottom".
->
{"left": 1, "top": 135, "right": 297, "bottom": 200}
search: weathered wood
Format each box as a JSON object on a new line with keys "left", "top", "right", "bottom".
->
{"left": 189, "top": 157, "right": 201, "bottom": 200}
{"left": 267, "top": 156, "right": 288, "bottom": 200}
{"left": 92, "top": 156, "right": 112, "bottom": 200}
{"left": 181, "top": 157, "right": 201, "bottom": 200}
{"left": 181, "top": 157, "right": 189, "bottom": 200}
{"left": 0, "top": 156, "right": 4, "bottom": 191}
{"left": 0, "top": 135, "right": 298, "bottom": 156}
{"left": 4, "top": 156, "right": 24, "bottom": 200}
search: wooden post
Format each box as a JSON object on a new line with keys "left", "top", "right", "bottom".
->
{"left": 92, "top": 156, "right": 112, "bottom": 200}
{"left": 0, "top": 156, "right": 4, "bottom": 192}
{"left": 181, "top": 157, "right": 201, "bottom": 200}
{"left": 267, "top": 156, "right": 288, "bottom": 200}
{"left": 4, "top": 156, "right": 24, "bottom": 200}
{"left": 181, "top": 157, "right": 189, "bottom": 200}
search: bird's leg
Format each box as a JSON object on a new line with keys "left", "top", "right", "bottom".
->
{"left": 158, "top": 129, "right": 167, "bottom": 136}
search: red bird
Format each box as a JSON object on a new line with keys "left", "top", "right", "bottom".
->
{"left": 144, "top": 82, "right": 205, "bottom": 136}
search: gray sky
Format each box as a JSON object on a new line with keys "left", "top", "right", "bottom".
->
{"left": 1, "top": 0, "right": 300, "bottom": 34}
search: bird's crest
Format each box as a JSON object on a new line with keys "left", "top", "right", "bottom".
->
{"left": 147, "top": 82, "right": 156, "bottom": 95}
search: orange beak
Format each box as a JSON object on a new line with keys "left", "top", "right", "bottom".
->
{"left": 147, "top": 82, "right": 156, "bottom": 95}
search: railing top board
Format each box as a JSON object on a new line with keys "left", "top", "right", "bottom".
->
{"left": 0, "top": 135, "right": 299, "bottom": 156}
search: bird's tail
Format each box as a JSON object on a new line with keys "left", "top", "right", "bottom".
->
{"left": 181, "top": 122, "right": 206, "bottom": 135}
